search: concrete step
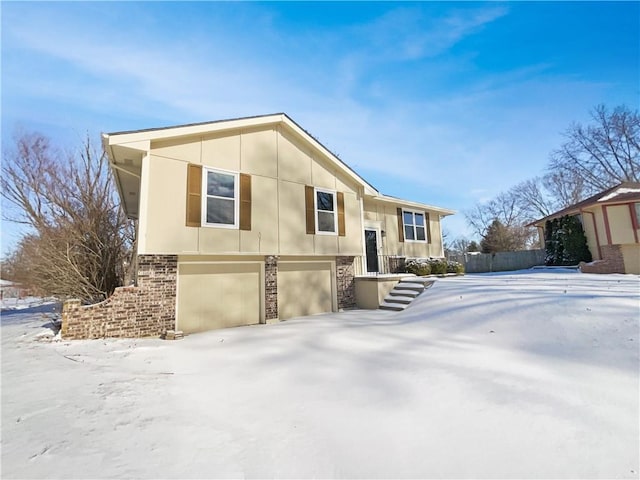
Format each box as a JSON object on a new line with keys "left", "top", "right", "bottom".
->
{"left": 383, "top": 294, "right": 416, "bottom": 304}
{"left": 379, "top": 301, "right": 408, "bottom": 311}
{"left": 394, "top": 282, "right": 425, "bottom": 292}
{"left": 399, "top": 277, "right": 428, "bottom": 284}
{"left": 388, "top": 289, "right": 421, "bottom": 297}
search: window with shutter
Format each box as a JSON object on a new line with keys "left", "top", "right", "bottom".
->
{"left": 305, "top": 186, "right": 344, "bottom": 236}
{"left": 186, "top": 166, "right": 251, "bottom": 230}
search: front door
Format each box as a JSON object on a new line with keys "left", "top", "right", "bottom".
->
{"left": 364, "top": 229, "right": 379, "bottom": 273}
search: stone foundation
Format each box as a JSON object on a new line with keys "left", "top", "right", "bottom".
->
{"left": 265, "top": 255, "right": 279, "bottom": 320}
{"left": 61, "top": 255, "right": 177, "bottom": 339}
{"left": 579, "top": 245, "right": 625, "bottom": 274}
{"left": 336, "top": 256, "right": 356, "bottom": 309}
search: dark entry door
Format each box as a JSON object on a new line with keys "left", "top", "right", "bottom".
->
{"left": 364, "top": 229, "right": 379, "bottom": 273}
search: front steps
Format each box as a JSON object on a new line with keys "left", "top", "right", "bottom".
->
{"left": 379, "top": 277, "right": 436, "bottom": 311}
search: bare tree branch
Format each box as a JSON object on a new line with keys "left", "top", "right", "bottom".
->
{"left": 1, "top": 132, "right": 135, "bottom": 303}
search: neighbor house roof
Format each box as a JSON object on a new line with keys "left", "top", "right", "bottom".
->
{"left": 103, "top": 113, "right": 456, "bottom": 219}
{"left": 529, "top": 182, "right": 640, "bottom": 227}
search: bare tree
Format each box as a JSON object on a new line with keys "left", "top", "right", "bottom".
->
{"left": 465, "top": 104, "right": 638, "bottom": 251}
{"left": 1, "top": 132, "right": 134, "bottom": 303}
{"left": 550, "top": 104, "right": 640, "bottom": 193}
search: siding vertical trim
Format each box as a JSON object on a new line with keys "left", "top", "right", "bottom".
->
{"left": 628, "top": 203, "right": 639, "bottom": 243}
{"left": 602, "top": 205, "right": 612, "bottom": 245}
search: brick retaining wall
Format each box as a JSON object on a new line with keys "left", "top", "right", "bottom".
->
{"left": 61, "top": 255, "right": 177, "bottom": 339}
{"left": 580, "top": 244, "right": 625, "bottom": 274}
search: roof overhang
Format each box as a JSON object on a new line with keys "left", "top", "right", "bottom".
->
{"left": 103, "top": 113, "right": 456, "bottom": 219}
{"left": 370, "top": 194, "right": 456, "bottom": 216}
{"left": 527, "top": 182, "right": 640, "bottom": 228}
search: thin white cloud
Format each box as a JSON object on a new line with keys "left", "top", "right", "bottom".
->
{"left": 2, "top": 2, "right": 631, "bottom": 243}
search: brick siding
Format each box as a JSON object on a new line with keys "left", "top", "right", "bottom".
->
{"left": 61, "top": 255, "right": 177, "bottom": 340}
{"left": 580, "top": 244, "right": 625, "bottom": 274}
{"left": 336, "top": 256, "right": 356, "bottom": 310}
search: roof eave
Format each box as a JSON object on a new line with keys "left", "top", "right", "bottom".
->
{"left": 371, "top": 194, "right": 456, "bottom": 216}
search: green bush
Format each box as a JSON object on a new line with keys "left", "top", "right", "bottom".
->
{"left": 545, "top": 215, "right": 592, "bottom": 266}
{"left": 405, "top": 258, "right": 464, "bottom": 276}
{"left": 429, "top": 258, "right": 448, "bottom": 275}
{"left": 405, "top": 259, "right": 431, "bottom": 276}
{"left": 446, "top": 260, "right": 464, "bottom": 274}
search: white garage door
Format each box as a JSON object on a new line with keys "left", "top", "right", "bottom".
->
{"left": 278, "top": 262, "right": 333, "bottom": 320}
{"left": 177, "top": 262, "right": 261, "bottom": 333}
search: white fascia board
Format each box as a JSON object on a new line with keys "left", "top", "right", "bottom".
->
{"left": 104, "top": 115, "right": 284, "bottom": 146}
{"left": 372, "top": 194, "right": 456, "bottom": 216}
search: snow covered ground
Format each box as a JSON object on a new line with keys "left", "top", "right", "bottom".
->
{"left": 1, "top": 270, "right": 638, "bottom": 479}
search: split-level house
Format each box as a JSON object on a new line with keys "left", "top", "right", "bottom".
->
{"left": 62, "top": 113, "right": 454, "bottom": 339}
{"left": 530, "top": 182, "right": 640, "bottom": 274}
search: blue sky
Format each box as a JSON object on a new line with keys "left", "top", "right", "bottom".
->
{"left": 1, "top": 1, "right": 638, "bottom": 253}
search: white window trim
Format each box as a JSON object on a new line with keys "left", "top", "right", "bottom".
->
{"left": 314, "top": 187, "right": 338, "bottom": 235}
{"left": 201, "top": 166, "right": 239, "bottom": 229}
{"left": 402, "top": 208, "right": 428, "bottom": 243}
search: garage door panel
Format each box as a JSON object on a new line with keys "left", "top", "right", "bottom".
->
{"left": 278, "top": 262, "right": 332, "bottom": 320}
{"left": 178, "top": 262, "right": 261, "bottom": 333}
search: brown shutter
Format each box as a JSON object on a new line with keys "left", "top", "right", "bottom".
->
{"left": 239, "top": 173, "right": 252, "bottom": 231}
{"left": 397, "top": 208, "right": 404, "bottom": 242}
{"left": 337, "top": 192, "right": 346, "bottom": 236}
{"left": 186, "top": 164, "right": 202, "bottom": 227}
{"left": 425, "top": 212, "right": 431, "bottom": 243}
{"left": 305, "top": 185, "right": 315, "bottom": 234}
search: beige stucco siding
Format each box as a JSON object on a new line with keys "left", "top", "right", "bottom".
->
{"left": 338, "top": 192, "right": 363, "bottom": 254}
{"left": 240, "top": 175, "right": 279, "bottom": 253}
{"left": 278, "top": 260, "right": 335, "bottom": 320}
{"left": 278, "top": 128, "right": 312, "bottom": 185}
{"left": 622, "top": 245, "right": 640, "bottom": 274}
{"left": 278, "top": 180, "right": 315, "bottom": 254}
{"left": 202, "top": 130, "right": 241, "bottom": 171}
{"left": 177, "top": 259, "right": 262, "bottom": 333}
{"left": 363, "top": 200, "right": 444, "bottom": 258}
{"left": 240, "top": 127, "right": 278, "bottom": 178}
{"left": 607, "top": 205, "right": 635, "bottom": 245}
{"left": 140, "top": 124, "right": 364, "bottom": 256}
{"left": 144, "top": 155, "right": 198, "bottom": 253}
{"left": 153, "top": 136, "right": 202, "bottom": 164}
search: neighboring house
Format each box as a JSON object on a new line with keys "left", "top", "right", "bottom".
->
{"left": 530, "top": 182, "right": 640, "bottom": 274}
{"left": 62, "top": 113, "right": 454, "bottom": 339}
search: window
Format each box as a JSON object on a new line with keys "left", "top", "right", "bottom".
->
{"left": 315, "top": 188, "right": 337, "bottom": 234}
{"left": 203, "top": 168, "right": 238, "bottom": 227}
{"left": 635, "top": 203, "right": 640, "bottom": 227}
{"left": 403, "top": 210, "right": 427, "bottom": 242}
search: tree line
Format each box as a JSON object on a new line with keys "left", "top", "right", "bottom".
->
{"left": 450, "top": 104, "right": 639, "bottom": 255}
